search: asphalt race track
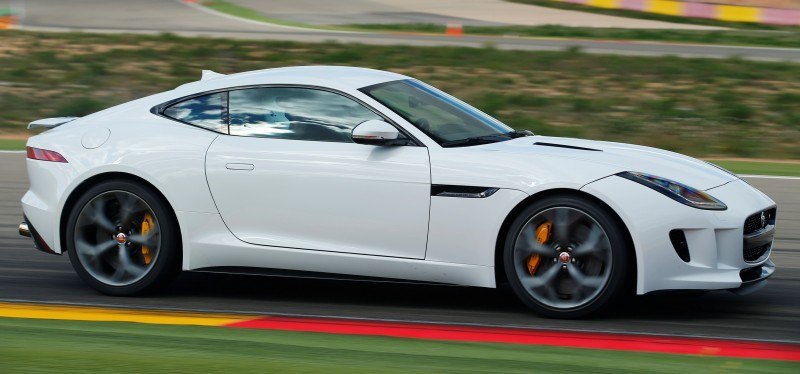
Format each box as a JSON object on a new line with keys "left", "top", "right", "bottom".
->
{"left": 12, "top": 0, "right": 800, "bottom": 62}
{"left": 1, "top": 153, "right": 798, "bottom": 343}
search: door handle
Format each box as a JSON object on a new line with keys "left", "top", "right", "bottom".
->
{"left": 226, "top": 163, "right": 254, "bottom": 171}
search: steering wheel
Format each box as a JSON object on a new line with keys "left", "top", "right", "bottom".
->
{"left": 293, "top": 122, "right": 349, "bottom": 142}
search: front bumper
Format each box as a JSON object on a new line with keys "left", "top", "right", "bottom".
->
{"left": 582, "top": 177, "right": 777, "bottom": 294}
{"left": 731, "top": 259, "right": 775, "bottom": 295}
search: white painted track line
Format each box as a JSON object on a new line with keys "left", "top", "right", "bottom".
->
{"left": 741, "top": 175, "right": 800, "bottom": 181}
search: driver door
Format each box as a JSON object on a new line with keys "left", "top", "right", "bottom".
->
{"left": 204, "top": 86, "right": 431, "bottom": 259}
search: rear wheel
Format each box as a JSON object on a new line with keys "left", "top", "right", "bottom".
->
{"left": 503, "top": 195, "right": 630, "bottom": 318}
{"left": 66, "top": 179, "right": 180, "bottom": 295}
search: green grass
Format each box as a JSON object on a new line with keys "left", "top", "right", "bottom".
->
{"left": 0, "top": 139, "right": 25, "bottom": 150}
{"left": 707, "top": 159, "right": 800, "bottom": 177}
{"left": 1, "top": 30, "right": 800, "bottom": 160}
{"left": 508, "top": 0, "right": 800, "bottom": 30}
{"left": 0, "top": 317, "right": 797, "bottom": 373}
{"left": 347, "top": 23, "right": 800, "bottom": 48}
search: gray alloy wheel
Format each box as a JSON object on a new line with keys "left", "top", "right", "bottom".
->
{"left": 73, "top": 190, "right": 162, "bottom": 287}
{"left": 66, "top": 179, "right": 180, "bottom": 296}
{"left": 503, "top": 195, "right": 630, "bottom": 318}
{"left": 512, "top": 207, "right": 613, "bottom": 310}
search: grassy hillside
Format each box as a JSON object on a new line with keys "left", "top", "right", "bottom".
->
{"left": 1, "top": 31, "right": 799, "bottom": 159}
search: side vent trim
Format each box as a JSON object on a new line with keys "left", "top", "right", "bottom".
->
{"left": 431, "top": 185, "right": 499, "bottom": 198}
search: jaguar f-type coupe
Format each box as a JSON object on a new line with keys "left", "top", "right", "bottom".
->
{"left": 20, "top": 66, "right": 776, "bottom": 318}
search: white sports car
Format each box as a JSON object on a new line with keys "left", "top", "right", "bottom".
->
{"left": 20, "top": 66, "right": 776, "bottom": 318}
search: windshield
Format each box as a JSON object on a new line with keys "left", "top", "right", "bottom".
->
{"left": 360, "top": 79, "right": 514, "bottom": 147}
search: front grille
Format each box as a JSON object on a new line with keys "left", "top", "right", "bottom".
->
{"left": 742, "top": 208, "right": 776, "bottom": 262}
{"left": 744, "top": 243, "right": 771, "bottom": 262}
{"left": 744, "top": 208, "right": 776, "bottom": 235}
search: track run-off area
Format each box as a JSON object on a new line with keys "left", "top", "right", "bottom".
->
{"left": 0, "top": 301, "right": 799, "bottom": 362}
{"left": 8, "top": 0, "right": 800, "bottom": 62}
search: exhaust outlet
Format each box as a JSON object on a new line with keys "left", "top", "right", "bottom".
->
{"left": 19, "top": 221, "right": 31, "bottom": 237}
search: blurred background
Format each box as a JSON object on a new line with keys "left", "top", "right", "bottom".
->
{"left": 0, "top": 0, "right": 800, "bottom": 159}
{"left": 1, "top": 0, "right": 799, "bottom": 161}
{"left": 0, "top": 1, "right": 799, "bottom": 372}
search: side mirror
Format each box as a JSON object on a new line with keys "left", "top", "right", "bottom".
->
{"left": 351, "top": 120, "right": 400, "bottom": 146}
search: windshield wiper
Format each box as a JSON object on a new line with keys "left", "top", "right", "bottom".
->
{"left": 441, "top": 134, "right": 511, "bottom": 148}
{"left": 440, "top": 130, "right": 533, "bottom": 148}
{"left": 506, "top": 130, "right": 534, "bottom": 138}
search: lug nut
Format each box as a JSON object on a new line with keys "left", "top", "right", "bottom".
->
{"left": 553, "top": 258, "right": 558, "bottom": 263}
{"left": 571, "top": 258, "right": 576, "bottom": 263}
{"left": 116, "top": 226, "right": 124, "bottom": 232}
{"left": 561, "top": 265, "right": 567, "bottom": 270}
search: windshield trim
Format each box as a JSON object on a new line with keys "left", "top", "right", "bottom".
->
{"left": 359, "top": 79, "right": 513, "bottom": 147}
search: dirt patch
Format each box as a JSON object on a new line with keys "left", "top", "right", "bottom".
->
{"left": 0, "top": 133, "right": 29, "bottom": 140}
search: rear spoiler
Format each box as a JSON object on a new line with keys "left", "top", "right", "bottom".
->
{"left": 201, "top": 70, "right": 224, "bottom": 80}
{"left": 28, "top": 117, "right": 79, "bottom": 130}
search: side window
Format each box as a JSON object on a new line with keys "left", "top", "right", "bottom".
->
{"left": 228, "top": 87, "right": 382, "bottom": 143}
{"left": 163, "top": 93, "right": 227, "bottom": 133}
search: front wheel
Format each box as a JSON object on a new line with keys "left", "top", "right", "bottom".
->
{"left": 503, "top": 195, "right": 630, "bottom": 318}
{"left": 66, "top": 179, "right": 180, "bottom": 295}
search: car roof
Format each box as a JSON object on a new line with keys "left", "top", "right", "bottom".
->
{"left": 174, "top": 66, "right": 409, "bottom": 95}
{"left": 77, "top": 66, "right": 409, "bottom": 122}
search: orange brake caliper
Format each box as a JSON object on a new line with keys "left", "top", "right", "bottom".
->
{"left": 527, "top": 221, "right": 552, "bottom": 276}
{"left": 140, "top": 213, "right": 154, "bottom": 265}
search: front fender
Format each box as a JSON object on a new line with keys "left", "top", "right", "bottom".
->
{"left": 581, "top": 175, "right": 775, "bottom": 294}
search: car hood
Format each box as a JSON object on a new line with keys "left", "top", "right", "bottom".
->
{"left": 483, "top": 136, "right": 738, "bottom": 190}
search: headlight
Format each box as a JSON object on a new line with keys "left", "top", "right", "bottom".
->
{"left": 617, "top": 171, "right": 727, "bottom": 210}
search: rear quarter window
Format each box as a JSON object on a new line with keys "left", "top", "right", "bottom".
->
{"left": 163, "top": 93, "right": 227, "bottom": 133}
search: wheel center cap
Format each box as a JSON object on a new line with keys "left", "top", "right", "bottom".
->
{"left": 559, "top": 251, "right": 571, "bottom": 264}
{"left": 115, "top": 233, "right": 127, "bottom": 244}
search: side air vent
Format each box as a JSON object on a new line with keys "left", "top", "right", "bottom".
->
{"left": 669, "top": 229, "right": 690, "bottom": 262}
{"left": 533, "top": 142, "right": 601, "bottom": 152}
{"left": 431, "top": 185, "right": 499, "bottom": 198}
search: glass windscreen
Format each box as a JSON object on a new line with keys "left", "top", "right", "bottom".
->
{"left": 360, "top": 80, "right": 513, "bottom": 146}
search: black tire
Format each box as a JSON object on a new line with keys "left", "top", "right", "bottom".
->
{"left": 66, "top": 179, "right": 180, "bottom": 295}
{"left": 503, "top": 195, "right": 630, "bottom": 318}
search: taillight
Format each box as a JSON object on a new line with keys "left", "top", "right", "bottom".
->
{"left": 26, "top": 147, "right": 67, "bottom": 163}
